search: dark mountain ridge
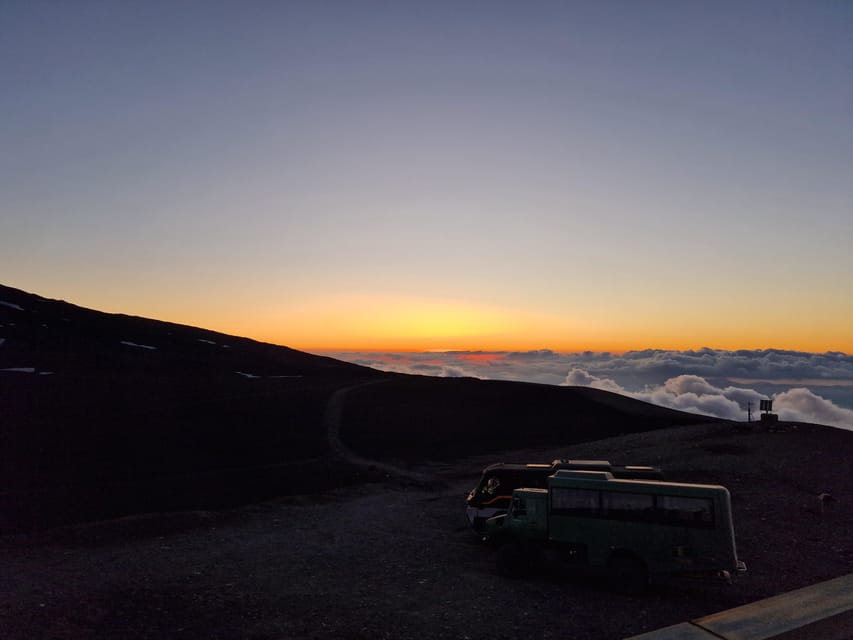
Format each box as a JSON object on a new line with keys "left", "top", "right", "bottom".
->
{"left": 1, "top": 284, "right": 718, "bottom": 531}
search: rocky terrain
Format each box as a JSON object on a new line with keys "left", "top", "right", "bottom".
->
{"left": 2, "top": 420, "right": 851, "bottom": 640}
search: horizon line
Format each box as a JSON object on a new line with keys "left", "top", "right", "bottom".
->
{"left": 303, "top": 346, "right": 852, "bottom": 356}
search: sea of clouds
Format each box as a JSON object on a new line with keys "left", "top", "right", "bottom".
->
{"left": 325, "top": 349, "right": 853, "bottom": 430}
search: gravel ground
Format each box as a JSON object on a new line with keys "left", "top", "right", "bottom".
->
{"left": 2, "top": 421, "right": 852, "bottom": 640}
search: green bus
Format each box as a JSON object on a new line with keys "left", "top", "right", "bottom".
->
{"left": 483, "top": 470, "right": 747, "bottom": 591}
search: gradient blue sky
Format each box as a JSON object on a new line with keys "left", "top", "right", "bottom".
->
{"left": 2, "top": 1, "right": 852, "bottom": 352}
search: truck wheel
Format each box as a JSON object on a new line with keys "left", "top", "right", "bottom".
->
{"left": 607, "top": 554, "right": 649, "bottom": 594}
{"left": 496, "top": 541, "right": 525, "bottom": 578}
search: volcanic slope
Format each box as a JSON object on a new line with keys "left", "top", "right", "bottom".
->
{"left": 1, "top": 284, "right": 716, "bottom": 530}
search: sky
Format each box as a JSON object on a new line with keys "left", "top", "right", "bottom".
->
{"left": 2, "top": 2, "right": 852, "bottom": 356}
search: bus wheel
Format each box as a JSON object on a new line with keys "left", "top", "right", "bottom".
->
{"left": 607, "top": 554, "right": 649, "bottom": 594}
{"left": 496, "top": 541, "right": 525, "bottom": 578}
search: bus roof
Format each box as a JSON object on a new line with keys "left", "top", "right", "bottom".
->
{"left": 549, "top": 470, "right": 728, "bottom": 494}
{"left": 555, "top": 459, "right": 612, "bottom": 467}
{"left": 553, "top": 470, "right": 614, "bottom": 480}
{"left": 482, "top": 459, "right": 613, "bottom": 472}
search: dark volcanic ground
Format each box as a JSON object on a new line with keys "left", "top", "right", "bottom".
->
{"left": 2, "top": 421, "right": 852, "bottom": 640}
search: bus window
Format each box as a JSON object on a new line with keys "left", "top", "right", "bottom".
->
{"left": 551, "top": 488, "right": 600, "bottom": 517}
{"left": 657, "top": 495, "right": 714, "bottom": 528}
{"left": 602, "top": 492, "right": 655, "bottom": 522}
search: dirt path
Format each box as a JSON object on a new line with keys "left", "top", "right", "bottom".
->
{"left": 324, "top": 381, "right": 432, "bottom": 483}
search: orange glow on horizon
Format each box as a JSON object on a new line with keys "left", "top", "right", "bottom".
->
{"left": 247, "top": 293, "right": 597, "bottom": 353}
{"left": 160, "top": 313, "right": 853, "bottom": 356}
{"left": 66, "top": 287, "right": 852, "bottom": 356}
{"left": 281, "top": 326, "right": 853, "bottom": 356}
{"left": 455, "top": 353, "right": 507, "bottom": 362}
{"left": 263, "top": 294, "right": 853, "bottom": 354}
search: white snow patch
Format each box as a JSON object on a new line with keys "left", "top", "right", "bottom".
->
{"left": 235, "top": 372, "right": 303, "bottom": 379}
{"left": 198, "top": 339, "right": 217, "bottom": 345}
{"left": 39, "top": 371, "right": 55, "bottom": 375}
{"left": 1, "top": 367, "right": 36, "bottom": 373}
{"left": 0, "top": 301, "right": 24, "bottom": 311}
{"left": 120, "top": 341, "right": 157, "bottom": 350}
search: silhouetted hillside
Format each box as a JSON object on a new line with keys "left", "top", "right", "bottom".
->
{"left": 341, "top": 377, "right": 712, "bottom": 460}
{"left": 1, "top": 284, "right": 719, "bottom": 530}
{"left": 0, "top": 284, "right": 384, "bottom": 529}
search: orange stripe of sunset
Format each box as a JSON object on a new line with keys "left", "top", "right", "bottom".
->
{"left": 255, "top": 294, "right": 587, "bottom": 352}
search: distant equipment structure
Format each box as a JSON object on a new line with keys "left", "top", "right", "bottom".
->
{"left": 759, "top": 398, "right": 778, "bottom": 425}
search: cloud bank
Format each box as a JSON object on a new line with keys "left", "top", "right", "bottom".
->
{"left": 323, "top": 349, "right": 853, "bottom": 430}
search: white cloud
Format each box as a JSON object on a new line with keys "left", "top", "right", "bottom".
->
{"left": 568, "top": 370, "right": 853, "bottom": 430}
{"left": 773, "top": 387, "right": 853, "bottom": 427}
{"left": 561, "top": 370, "right": 760, "bottom": 422}
{"left": 659, "top": 374, "right": 722, "bottom": 397}
{"left": 631, "top": 377, "right": 761, "bottom": 422}
{"left": 565, "top": 367, "right": 625, "bottom": 393}
{"left": 323, "top": 348, "right": 853, "bottom": 430}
